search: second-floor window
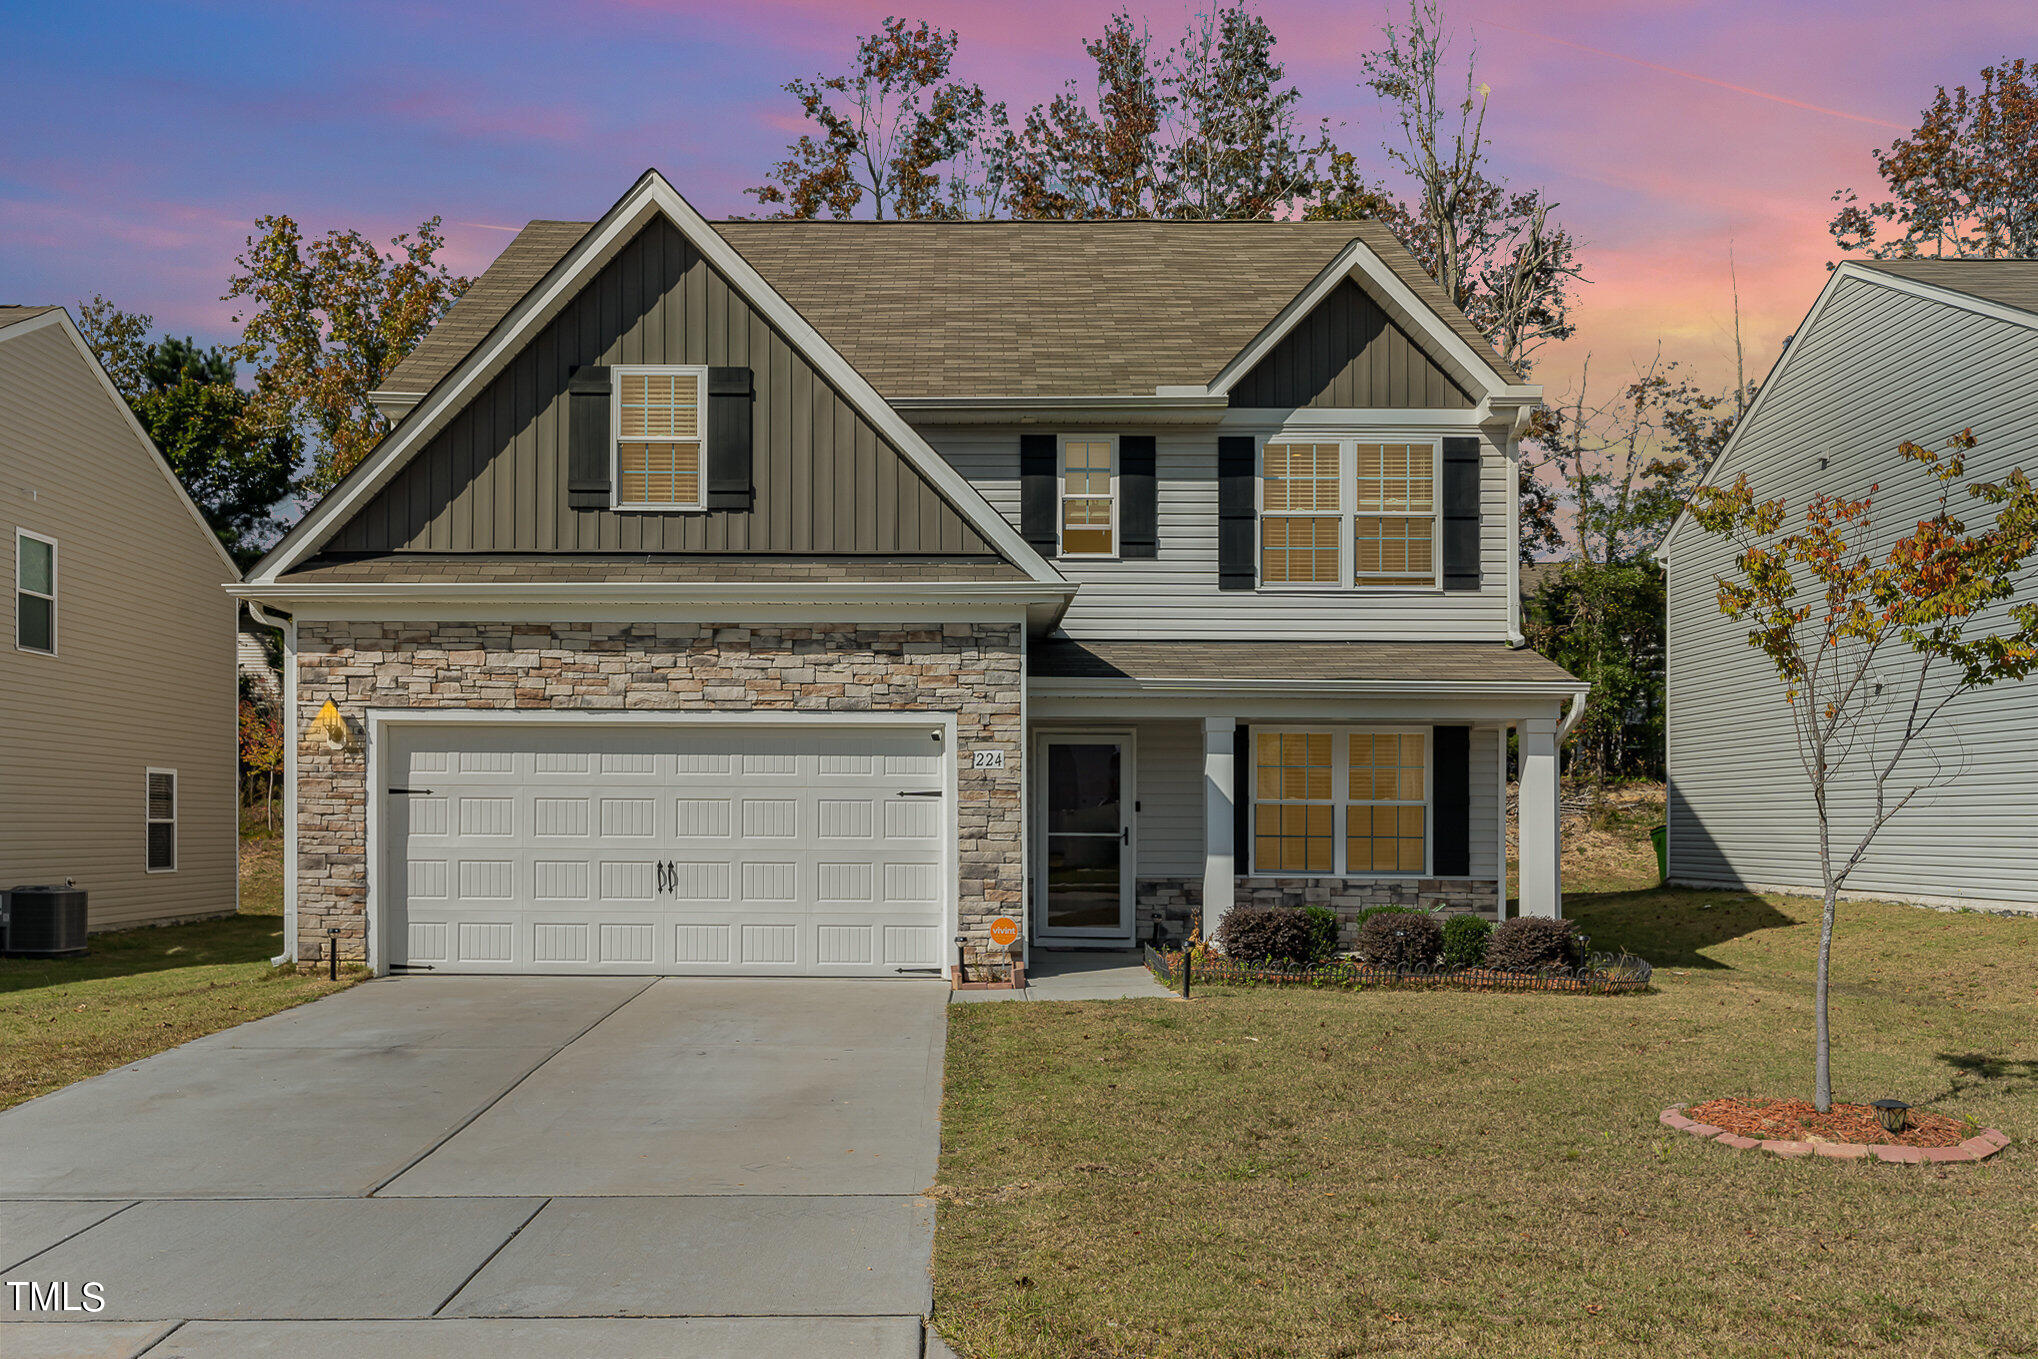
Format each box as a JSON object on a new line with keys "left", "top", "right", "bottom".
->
{"left": 1059, "top": 436, "right": 1117, "bottom": 557}
{"left": 613, "top": 366, "right": 706, "bottom": 510}
{"left": 15, "top": 529, "right": 55, "bottom": 655}
{"left": 1258, "top": 438, "right": 1442, "bottom": 590}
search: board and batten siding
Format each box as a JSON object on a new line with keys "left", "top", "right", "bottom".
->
{"left": 326, "top": 218, "right": 996, "bottom": 558}
{"left": 930, "top": 427, "right": 1512, "bottom": 640}
{"left": 1229, "top": 278, "right": 1473, "bottom": 409}
{"left": 1666, "top": 273, "right": 2038, "bottom": 911}
{"left": 0, "top": 321, "right": 238, "bottom": 929}
{"left": 1131, "top": 720, "right": 1498, "bottom": 879}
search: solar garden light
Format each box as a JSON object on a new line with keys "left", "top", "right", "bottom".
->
{"left": 1871, "top": 1099, "right": 1910, "bottom": 1135}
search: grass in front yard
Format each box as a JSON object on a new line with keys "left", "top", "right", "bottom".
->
{"left": 0, "top": 824, "right": 357, "bottom": 1111}
{"left": 934, "top": 807, "right": 2038, "bottom": 1357}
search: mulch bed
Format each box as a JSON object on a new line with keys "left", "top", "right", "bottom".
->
{"left": 1686, "top": 1097, "right": 1967, "bottom": 1148}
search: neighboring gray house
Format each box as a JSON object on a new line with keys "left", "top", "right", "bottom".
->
{"left": 235, "top": 170, "right": 1584, "bottom": 978}
{"left": 1, "top": 305, "right": 241, "bottom": 929}
{"left": 1659, "top": 259, "right": 2038, "bottom": 914}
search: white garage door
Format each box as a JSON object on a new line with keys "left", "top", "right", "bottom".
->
{"left": 382, "top": 723, "right": 950, "bottom": 977}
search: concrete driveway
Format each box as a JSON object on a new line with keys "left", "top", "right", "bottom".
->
{"left": 0, "top": 977, "right": 949, "bottom": 1358}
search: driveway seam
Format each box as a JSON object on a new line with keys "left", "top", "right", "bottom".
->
{"left": 0, "top": 1199, "right": 140, "bottom": 1274}
{"left": 365, "top": 979, "right": 656, "bottom": 1196}
{"left": 129, "top": 1319, "right": 187, "bottom": 1357}
{"left": 430, "top": 1196, "right": 552, "bottom": 1317}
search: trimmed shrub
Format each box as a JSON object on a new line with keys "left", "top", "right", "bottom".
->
{"left": 1485, "top": 917, "right": 1580, "bottom": 972}
{"left": 1217, "top": 905, "right": 1340, "bottom": 966}
{"left": 1440, "top": 914, "right": 1492, "bottom": 969}
{"left": 1356, "top": 910, "right": 1443, "bottom": 970}
{"left": 1352, "top": 904, "right": 1420, "bottom": 929}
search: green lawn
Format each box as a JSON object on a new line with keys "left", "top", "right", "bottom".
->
{"left": 932, "top": 801, "right": 2038, "bottom": 1358}
{"left": 0, "top": 826, "right": 360, "bottom": 1111}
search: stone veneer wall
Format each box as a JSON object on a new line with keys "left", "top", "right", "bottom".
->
{"left": 294, "top": 620, "right": 1024, "bottom": 963}
{"left": 1138, "top": 876, "right": 1500, "bottom": 948}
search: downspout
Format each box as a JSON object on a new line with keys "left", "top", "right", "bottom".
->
{"left": 246, "top": 601, "right": 297, "bottom": 966}
{"left": 1506, "top": 405, "right": 1531, "bottom": 647}
{"left": 1558, "top": 687, "right": 1589, "bottom": 743}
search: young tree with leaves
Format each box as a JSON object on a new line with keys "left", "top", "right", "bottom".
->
{"left": 1831, "top": 58, "right": 2038, "bottom": 259}
{"left": 76, "top": 297, "right": 300, "bottom": 563}
{"left": 1690, "top": 433, "right": 2038, "bottom": 1110}
{"left": 224, "top": 215, "right": 469, "bottom": 492}
{"left": 747, "top": 19, "right": 1010, "bottom": 220}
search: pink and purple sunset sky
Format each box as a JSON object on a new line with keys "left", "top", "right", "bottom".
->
{"left": 2, "top": 1, "right": 2027, "bottom": 405}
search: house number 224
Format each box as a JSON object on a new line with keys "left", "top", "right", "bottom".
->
{"left": 971, "top": 750, "right": 1006, "bottom": 769}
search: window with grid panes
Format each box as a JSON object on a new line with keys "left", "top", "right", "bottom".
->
{"left": 1252, "top": 731, "right": 1335, "bottom": 872}
{"left": 1059, "top": 437, "right": 1116, "bottom": 556}
{"left": 1352, "top": 442, "right": 1438, "bottom": 586}
{"left": 1259, "top": 442, "right": 1341, "bottom": 583}
{"left": 146, "top": 769, "right": 177, "bottom": 872}
{"left": 1346, "top": 732, "right": 1427, "bottom": 872}
{"left": 614, "top": 368, "right": 704, "bottom": 509}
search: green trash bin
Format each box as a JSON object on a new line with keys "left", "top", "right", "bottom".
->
{"left": 1649, "top": 825, "right": 1668, "bottom": 884}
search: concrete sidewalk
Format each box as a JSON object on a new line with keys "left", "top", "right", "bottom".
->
{"left": 0, "top": 977, "right": 950, "bottom": 1357}
{"left": 951, "top": 948, "right": 1179, "bottom": 1003}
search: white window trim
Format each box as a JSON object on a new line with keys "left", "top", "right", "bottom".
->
{"left": 1254, "top": 436, "right": 1446, "bottom": 594}
{"left": 15, "top": 527, "right": 57, "bottom": 656}
{"left": 1056, "top": 433, "right": 1119, "bottom": 560}
{"left": 145, "top": 767, "right": 178, "bottom": 874}
{"left": 610, "top": 364, "right": 709, "bottom": 513}
{"left": 1245, "top": 724, "right": 1432, "bottom": 879}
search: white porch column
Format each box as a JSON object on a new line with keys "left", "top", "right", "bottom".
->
{"left": 1201, "top": 716, "right": 1236, "bottom": 940}
{"left": 1516, "top": 716, "right": 1562, "bottom": 918}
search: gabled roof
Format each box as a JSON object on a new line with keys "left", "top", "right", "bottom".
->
{"left": 1859, "top": 259, "right": 2038, "bottom": 316}
{"left": 0, "top": 305, "right": 240, "bottom": 579}
{"left": 382, "top": 218, "right": 1524, "bottom": 403}
{"left": 1656, "top": 259, "right": 2038, "bottom": 558}
{"left": 250, "top": 170, "right": 1065, "bottom": 589}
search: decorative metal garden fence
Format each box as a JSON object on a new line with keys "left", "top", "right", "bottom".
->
{"left": 1143, "top": 945, "right": 1652, "bottom": 995}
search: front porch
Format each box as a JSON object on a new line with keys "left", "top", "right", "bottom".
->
{"left": 1022, "top": 639, "right": 1585, "bottom": 953}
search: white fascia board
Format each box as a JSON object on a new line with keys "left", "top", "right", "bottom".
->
{"left": 250, "top": 169, "right": 1066, "bottom": 589}
{"left": 1031, "top": 689, "right": 1575, "bottom": 724}
{"left": 229, "top": 581, "right": 1072, "bottom": 606}
{"left": 1205, "top": 239, "right": 1540, "bottom": 408}
{"left": 0, "top": 308, "right": 243, "bottom": 580}
{"left": 1029, "top": 676, "right": 1588, "bottom": 699}
{"left": 1655, "top": 261, "right": 2038, "bottom": 560}
{"left": 1217, "top": 406, "right": 1500, "bottom": 431}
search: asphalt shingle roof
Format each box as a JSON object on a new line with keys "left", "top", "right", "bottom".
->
{"left": 1029, "top": 638, "right": 1580, "bottom": 686}
{"left": 1860, "top": 259, "right": 2038, "bottom": 316}
{"left": 383, "top": 217, "right": 1521, "bottom": 402}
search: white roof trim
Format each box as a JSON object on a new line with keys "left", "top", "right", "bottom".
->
{"left": 0, "top": 307, "right": 242, "bottom": 579}
{"left": 1654, "top": 261, "right": 2038, "bottom": 559}
{"left": 1031, "top": 676, "right": 1587, "bottom": 698}
{"left": 230, "top": 580, "right": 1074, "bottom": 606}
{"left": 1205, "top": 238, "right": 1540, "bottom": 406}
{"left": 249, "top": 170, "right": 1066, "bottom": 587}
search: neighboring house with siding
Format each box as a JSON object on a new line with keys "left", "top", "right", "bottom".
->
{"left": 0, "top": 305, "right": 241, "bottom": 930}
{"left": 235, "top": 170, "right": 1585, "bottom": 979}
{"left": 1659, "top": 259, "right": 2038, "bottom": 914}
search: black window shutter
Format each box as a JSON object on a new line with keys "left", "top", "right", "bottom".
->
{"left": 1442, "top": 436, "right": 1481, "bottom": 590}
{"left": 706, "top": 367, "right": 754, "bottom": 510}
{"left": 566, "top": 366, "right": 612, "bottom": 510}
{"left": 1217, "top": 435, "right": 1256, "bottom": 590}
{"left": 1432, "top": 725, "right": 1471, "bottom": 876}
{"left": 1020, "top": 433, "right": 1058, "bottom": 556}
{"left": 1120, "top": 435, "right": 1157, "bottom": 558}
{"left": 1233, "top": 722, "right": 1251, "bottom": 878}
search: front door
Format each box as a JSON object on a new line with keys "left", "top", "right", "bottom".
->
{"left": 1036, "top": 735, "right": 1133, "bottom": 943}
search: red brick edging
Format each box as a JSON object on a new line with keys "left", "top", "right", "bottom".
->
{"left": 1660, "top": 1105, "right": 2009, "bottom": 1163}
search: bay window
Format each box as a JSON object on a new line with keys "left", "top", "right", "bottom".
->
{"left": 1250, "top": 727, "right": 1429, "bottom": 876}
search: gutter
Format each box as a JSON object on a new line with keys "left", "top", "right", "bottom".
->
{"left": 1030, "top": 676, "right": 1590, "bottom": 699}
{"left": 231, "top": 580, "right": 1076, "bottom": 605}
{"left": 245, "top": 600, "right": 298, "bottom": 967}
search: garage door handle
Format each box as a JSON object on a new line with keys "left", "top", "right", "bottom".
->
{"left": 388, "top": 787, "right": 434, "bottom": 795}
{"left": 897, "top": 790, "right": 943, "bottom": 798}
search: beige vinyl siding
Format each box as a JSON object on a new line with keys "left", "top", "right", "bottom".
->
{"left": 933, "top": 427, "right": 1512, "bottom": 641}
{"left": 328, "top": 217, "right": 996, "bottom": 558}
{"left": 0, "top": 321, "right": 238, "bottom": 929}
{"left": 1666, "top": 274, "right": 2038, "bottom": 911}
{"left": 1133, "top": 720, "right": 1499, "bottom": 879}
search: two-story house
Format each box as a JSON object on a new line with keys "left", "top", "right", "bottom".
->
{"left": 3, "top": 305, "right": 241, "bottom": 931}
{"left": 234, "top": 171, "right": 1585, "bottom": 978}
